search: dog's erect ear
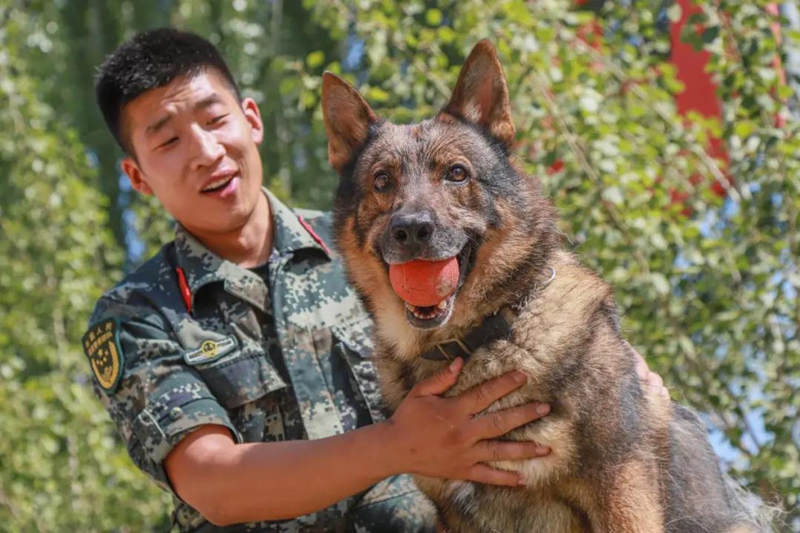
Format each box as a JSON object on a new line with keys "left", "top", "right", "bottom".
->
{"left": 321, "top": 72, "right": 378, "bottom": 174}
{"left": 442, "top": 40, "right": 515, "bottom": 147}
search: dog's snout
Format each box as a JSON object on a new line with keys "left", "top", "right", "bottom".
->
{"left": 380, "top": 209, "right": 462, "bottom": 264}
{"left": 391, "top": 213, "right": 434, "bottom": 246}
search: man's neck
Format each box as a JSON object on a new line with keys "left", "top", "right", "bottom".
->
{"left": 191, "top": 192, "right": 274, "bottom": 268}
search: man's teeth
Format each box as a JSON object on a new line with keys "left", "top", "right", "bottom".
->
{"left": 202, "top": 176, "right": 232, "bottom": 191}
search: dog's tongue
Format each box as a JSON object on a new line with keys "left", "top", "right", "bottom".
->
{"left": 389, "top": 257, "right": 459, "bottom": 307}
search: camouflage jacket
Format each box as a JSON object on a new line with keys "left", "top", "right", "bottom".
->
{"left": 84, "top": 189, "right": 435, "bottom": 532}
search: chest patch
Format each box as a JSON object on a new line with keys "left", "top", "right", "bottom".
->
{"left": 82, "top": 318, "right": 124, "bottom": 393}
{"left": 183, "top": 336, "right": 238, "bottom": 365}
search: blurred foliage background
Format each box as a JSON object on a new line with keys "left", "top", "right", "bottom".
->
{"left": 0, "top": 0, "right": 798, "bottom": 530}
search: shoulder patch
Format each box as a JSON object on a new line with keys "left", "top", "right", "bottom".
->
{"left": 82, "top": 318, "right": 124, "bottom": 393}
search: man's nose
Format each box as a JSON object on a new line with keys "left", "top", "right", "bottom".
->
{"left": 189, "top": 125, "right": 224, "bottom": 167}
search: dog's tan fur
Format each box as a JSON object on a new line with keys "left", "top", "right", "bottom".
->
{"left": 323, "top": 40, "right": 765, "bottom": 533}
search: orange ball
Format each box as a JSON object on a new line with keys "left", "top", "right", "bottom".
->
{"left": 389, "top": 257, "right": 460, "bottom": 307}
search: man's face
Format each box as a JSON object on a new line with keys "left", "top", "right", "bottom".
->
{"left": 121, "top": 69, "right": 264, "bottom": 238}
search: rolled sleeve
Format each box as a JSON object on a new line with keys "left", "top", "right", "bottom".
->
{"left": 89, "top": 306, "right": 239, "bottom": 492}
{"left": 126, "top": 374, "right": 238, "bottom": 488}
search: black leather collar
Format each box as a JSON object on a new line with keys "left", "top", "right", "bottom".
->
{"left": 419, "top": 267, "right": 555, "bottom": 362}
{"left": 420, "top": 310, "right": 513, "bottom": 362}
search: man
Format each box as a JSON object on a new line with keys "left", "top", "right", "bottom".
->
{"left": 86, "top": 28, "right": 666, "bottom": 531}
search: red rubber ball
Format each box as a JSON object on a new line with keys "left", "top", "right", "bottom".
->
{"left": 389, "top": 257, "right": 460, "bottom": 307}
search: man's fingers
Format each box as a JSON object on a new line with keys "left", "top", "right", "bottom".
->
{"left": 465, "top": 463, "right": 522, "bottom": 487}
{"left": 626, "top": 341, "right": 670, "bottom": 400}
{"left": 648, "top": 371, "right": 670, "bottom": 400}
{"left": 472, "top": 403, "right": 550, "bottom": 439}
{"left": 413, "top": 358, "right": 463, "bottom": 396}
{"left": 628, "top": 341, "right": 649, "bottom": 382}
{"left": 648, "top": 370, "right": 664, "bottom": 390}
{"left": 455, "top": 370, "right": 528, "bottom": 414}
{"left": 475, "top": 440, "right": 551, "bottom": 463}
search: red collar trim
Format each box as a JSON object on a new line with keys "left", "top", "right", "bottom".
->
{"left": 297, "top": 215, "right": 332, "bottom": 257}
{"left": 175, "top": 267, "right": 192, "bottom": 314}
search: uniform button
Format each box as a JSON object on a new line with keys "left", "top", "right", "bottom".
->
{"left": 170, "top": 407, "right": 183, "bottom": 420}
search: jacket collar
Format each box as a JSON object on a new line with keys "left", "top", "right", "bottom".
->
{"left": 173, "top": 188, "right": 330, "bottom": 311}
{"left": 266, "top": 188, "right": 331, "bottom": 259}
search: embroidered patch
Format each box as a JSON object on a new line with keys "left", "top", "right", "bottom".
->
{"left": 82, "top": 318, "right": 124, "bottom": 393}
{"left": 183, "top": 336, "right": 238, "bottom": 366}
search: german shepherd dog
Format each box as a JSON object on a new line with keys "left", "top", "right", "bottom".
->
{"left": 322, "top": 40, "right": 765, "bottom": 532}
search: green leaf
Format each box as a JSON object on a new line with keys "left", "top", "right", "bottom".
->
{"left": 734, "top": 121, "right": 756, "bottom": 138}
{"left": 602, "top": 186, "right": 624, "bottom": 205}
{"left": 650, "top": 273, "right": 670, "bottom": 296}
{"left": 365, "top": 86, "right": 390, "bottom": 103}
{"left": 306, "top": 50, "right": 325, "bottom": 69}
{"left": 687, "top": 13, "right": 708, "bottom": 26}
{"left": 701, "top": 26, "right": 720, "bottom": 44}
{"left": 425, "top": 8, "right": 443, "bottom": 26}
{"left": 667, "top": 3, "right": 682, "bottom": 23}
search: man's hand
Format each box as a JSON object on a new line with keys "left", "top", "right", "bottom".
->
{"left": 385, "top": 358, "right": 550, "bottom": 487}
{"left": 629, "top": 342, "right": 670, "bottom": 401}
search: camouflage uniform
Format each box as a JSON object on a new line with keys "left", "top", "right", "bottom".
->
{"left": 84, "top": 189, "right": 437, "bottom": 532}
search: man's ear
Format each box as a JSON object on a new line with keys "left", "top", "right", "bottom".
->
{"left": 241, "top": 97, "right": 264, "bottom": 144}
{"left": 441, "top": 39, "right": 515, "bottom": 147}
{"left": 321, "top": 72, "right": 378, "bottom": 174}
{"left": 121, "top": 157, "right": 153, "bottom": 196}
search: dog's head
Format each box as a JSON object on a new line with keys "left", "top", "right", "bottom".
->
{"left": 322, "top": 40, "right": 558, "bottom": 343}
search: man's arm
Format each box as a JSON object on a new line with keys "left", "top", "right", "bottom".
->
{"left": 165, "top": 358, "right": 551, "bottom": 526}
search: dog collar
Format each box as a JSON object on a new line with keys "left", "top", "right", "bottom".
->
{"left": 419, "top": 267, "right": 556, "bottom": 362}
{"left": 420, "top": 310, "right": 513, "bottom": 362}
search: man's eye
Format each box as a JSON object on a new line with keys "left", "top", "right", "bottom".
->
{"left": 209, "top": 114, "right": 228, "bottom": 125}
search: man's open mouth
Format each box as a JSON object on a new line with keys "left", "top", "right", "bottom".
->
{"left": 201, "top": 173, "right": 239, "bottom": 196}
{"left": 398, "top": 244, "right": 475, "bottom": 329}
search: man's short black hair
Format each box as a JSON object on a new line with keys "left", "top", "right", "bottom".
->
{"left": 95, "top": 28, "right": 241, "bottom": 155}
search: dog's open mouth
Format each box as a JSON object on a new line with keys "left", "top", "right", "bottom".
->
{"left": 404, "top": 293, "right": 456, "bottom": 328}
{"left": 396, "top": 244, "right": 475, "bottom": 329}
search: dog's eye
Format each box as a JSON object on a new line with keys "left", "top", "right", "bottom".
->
{"left": 374, "top": 171, "right": 391, "bottom": 192}
{"left": 446, "top": 164, "right": 469, "bottom": 183}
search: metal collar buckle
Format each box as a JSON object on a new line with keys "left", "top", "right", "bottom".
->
{"left": 435, "top": 337, "right": 472, "bottom": 361}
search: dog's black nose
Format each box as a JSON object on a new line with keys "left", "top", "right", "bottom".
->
{"left": 390, "top": 212, "right": 434, "bottom": 246}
